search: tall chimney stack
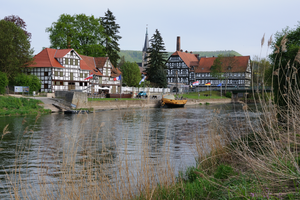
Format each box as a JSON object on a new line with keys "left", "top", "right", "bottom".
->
{"left": 176, "top": 36, "right": 180, "bottom": 51}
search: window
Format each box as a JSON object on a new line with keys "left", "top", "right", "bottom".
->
{"left": 44, "top": 84, "right": 49, "bottom": 89}
{"left": 80, "top": 73, "right": 83, "bottom": 78}
{"left": 106, "top": 68, "right": 108, "bottom": 75}
{"left": 70, "top": 59, "right": 73, "bottom": 65}
{"left": 85, "top": 73, "right": 88, "bottom": 78}
{"left": 60, "top": 72, "right": 63, "bottom": 77}
{"left": 85, "top": 82, "right": 88, "bottom": 86}
{"left": 44, "top": 72, "right": 48, "bottom": 76}
{"left": 75, "top": 59, "right": 78, "bottom": 65}
{"left": 55, "top": 71, "right": 58, "bottom": 76}
{"left": 65, "top": 58, "right": 68, "bottom": 65}
{"left": 56, "top": 81, "right": 60, "bottom": 85}
{"left": 80, "top": 82, "right": 83, "bottom": 86}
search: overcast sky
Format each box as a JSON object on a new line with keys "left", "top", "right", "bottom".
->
{"left": 1, "top": 0, "right": 299, "bottom": 59}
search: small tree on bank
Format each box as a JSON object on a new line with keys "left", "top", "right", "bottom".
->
{"left": 12, "top": 74, "right": 41, "bottom": 93}
{"left": 269, "top": 23, "right": 300, "bottom": 108}
{"left": 146, "top": 29, "right": 168, "bottom": 88}
{"left": 0, "top": 72, "right": 8, "bottom": 94}
{"left": 120, "top": 61, "right": 141, "bottom": 87}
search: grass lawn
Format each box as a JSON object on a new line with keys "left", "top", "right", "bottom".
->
{"left": 88, "top": 98, "right": 145, "bottom": 101}
{"left": 182, "top": 91, "right": 229, "bottom": 99}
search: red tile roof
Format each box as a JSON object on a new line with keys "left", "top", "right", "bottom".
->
{"left": 171, "top": 51, "right": 199, "bottom": 68}
{"left": 94, "top": 57, "right": 108, "bottom": 68}
{"left": 54, "top": 49, "right": 73, "bottom": 58}
{"left": 80, "top": 55, "right": 103, "bottom": 76}
{"left": 195, "top": 56, "right": 250, "bottom": 73}
{"left": 28, "top": 48, "right": 64, "bottom": 68}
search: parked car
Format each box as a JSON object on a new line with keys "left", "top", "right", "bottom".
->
{"left": 136, "top": 91, "right": 147, "bottom": 98}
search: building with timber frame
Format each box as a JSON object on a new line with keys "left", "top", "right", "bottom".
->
{"left": 166, "top": 37, "right": 251, "bottom": 89}
{"left": 25, "top": 48, "right": 121, "bottom": 94}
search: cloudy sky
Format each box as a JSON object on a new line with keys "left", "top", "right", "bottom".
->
{"left": 1, "top": 0, "right": 299, "bottom": 59}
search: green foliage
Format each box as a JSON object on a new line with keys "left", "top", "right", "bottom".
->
{"left": 269, "top": 22, "right": 300, "bottom": 108}
{"left": 101, "top": 9, "right": 121, "bottom": 67}
{"left": 12, "top": 73, "right": 41, "bottom": 93}
{"left": 205, "top": 102, "right": 210, "bottom": 105}
{"left": 120, "top": 61, "right": 141, "bottom": 87}
{"left": 0, "top": 20, "right": 34, "bottom": 80}
{"left": 0, "top": 96, "right": 50, "bottom": 116}
{"left": 214, "top": 164, "right": 234, "bottom": 179}
{"left": 46, "top": 14, "right": 106, "bottom": 57}
{"left": 251, "top": 56, "right": 272, "bottom": 87}
{"left": 145, "top": 29, "right": 168, "bottom": 88}
{"left": 210, "top": 54, "right": 224, "bottom": 79}
{"left": 0, "top": 72, "right": 8, "bottom": 94}
{"left": 225, "top": 91, "right": 232, "bottom": 98}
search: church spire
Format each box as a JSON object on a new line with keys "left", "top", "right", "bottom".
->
{"left": 142, "top": 26, "right": 149, "bottom": 69}
{"left": 142, "top": 26, "right": 149, "bottom": 52}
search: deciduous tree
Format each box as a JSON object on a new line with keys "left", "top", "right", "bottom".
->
{"left": 146, "top": 29, "right": 168, "bottom": 88}
{"left": 0, "top": 72, "right": 8, "bottom": 94}
{"left": 4, "top": 15, "right": 31, "bottom": 39}
{"left": 120, "top": 61, "right": 141, "bottom": 87}
{"left": 0, "top": 20, "right": 33, "bottom": 80}
{"left": 101, "top": 9, "right": 122, "bottom": 67}
{"left": 46, "top": 14, "right": 106, "bottom": 57}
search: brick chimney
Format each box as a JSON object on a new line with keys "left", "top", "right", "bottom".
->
{"left": 176, "top": 36, "right": 180, "bottom": 51}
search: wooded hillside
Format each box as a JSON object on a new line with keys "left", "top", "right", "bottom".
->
{"left": 119, "top": 50, "right": 242, "bottom": 63}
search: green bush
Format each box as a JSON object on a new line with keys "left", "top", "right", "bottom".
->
{"left": 12, "top": 73, "right": 41, "bottom": 93}
{"left": 0, "top": 72, "right": 8, "bottom": 94}
{"left": 225, "top": 91, "right": 232, "bottom": 98}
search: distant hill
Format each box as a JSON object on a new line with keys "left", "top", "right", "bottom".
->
{"left": 119, "top": 50, "right": 242, "bottom": 63}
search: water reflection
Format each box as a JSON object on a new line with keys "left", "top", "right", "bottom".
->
{"left": 0, "top": 103, "right": 259, "bottom": 198}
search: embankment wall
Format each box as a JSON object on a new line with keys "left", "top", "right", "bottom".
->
{"left": 78, "top": 98, "right": 232, "bottom": 110}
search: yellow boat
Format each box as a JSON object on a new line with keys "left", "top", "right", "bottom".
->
{"left": 161, "top": 94, "right": 187, "bottom": 108}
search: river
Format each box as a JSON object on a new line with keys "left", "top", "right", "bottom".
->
{"left": 0, "top": 103, "right": 259, "bottom": 199}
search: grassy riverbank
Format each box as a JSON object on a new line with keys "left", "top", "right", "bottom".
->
{"left": 0, "top": 96, "right": 51, "bottom": 116}
{"left": 182, "top": 91, "right": 229, "bottom": 99}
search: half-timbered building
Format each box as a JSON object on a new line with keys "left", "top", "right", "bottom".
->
{"left": 165, "top": 37, "right": 251, "bottom": 89}
{"left": 25, "top": 48, "right": 121, "bottom": 93}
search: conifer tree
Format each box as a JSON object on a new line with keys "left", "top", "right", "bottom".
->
{"left": 146, "top": 29, "right": 168, "bottom": 87}
{"left": 101, "top": 9, "right": 121, "bottom": 67}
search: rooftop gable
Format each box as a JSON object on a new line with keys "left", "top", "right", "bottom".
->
{"left": 28, "top": 48, "right": 64, "bottom": 68}
{"left": 80, "top": 55, "right": 103, "bottom": 76}
{"left": 171, "top": 51, "right": 199, "bottom": 68}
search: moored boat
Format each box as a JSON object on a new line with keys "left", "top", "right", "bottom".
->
{"left": 161, "top": 94, "right": 187, "bottom": 108}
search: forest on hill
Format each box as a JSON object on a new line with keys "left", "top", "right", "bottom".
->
{"left": 119, "top": 50, "right": 242, "bottom": 63}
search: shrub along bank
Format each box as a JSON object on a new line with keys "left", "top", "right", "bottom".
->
{"left": 0, "top": 96, "right": 51, "bottom": 116}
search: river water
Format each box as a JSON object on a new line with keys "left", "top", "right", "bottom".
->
{"left": 0, "top": 103, "right": 259, "bottom": 199}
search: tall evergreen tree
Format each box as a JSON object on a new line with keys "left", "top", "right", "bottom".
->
{"left": 101, "top": 9, "right": 121, "bottom": 67}
{"left": 146, "top": 29, "right": 168, "bottom": 87}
